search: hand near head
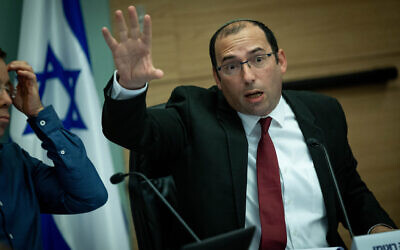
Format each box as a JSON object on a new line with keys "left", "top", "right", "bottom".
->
{"left": 102, "top": 6, "right": 164, "bottom": 89}
{"left": 8, "top": 61, "right": 44, "bottom": 117}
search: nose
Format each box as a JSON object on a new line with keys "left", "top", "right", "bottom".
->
{"left": 241, "top": 62, "right": 255, "bottom": 84}
{"left": 0, "top": 89, "right": 12, "bottom": 108}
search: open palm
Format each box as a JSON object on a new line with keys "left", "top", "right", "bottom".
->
{"left": 102, "top": 6, "right": 163, "bottom": 89}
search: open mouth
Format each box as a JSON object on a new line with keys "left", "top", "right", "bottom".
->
{"left": 245, "top": 91, "right": 263, "bottom": 98}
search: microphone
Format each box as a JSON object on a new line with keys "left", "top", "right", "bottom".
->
{"left": 307, "top": 138, "right": 354, "bottom": 239}
{"left": 110, "top": 172, "right": 129, "bottom": 184}
{"left": 110, "top": 171, "right": 201, "bottom": 243}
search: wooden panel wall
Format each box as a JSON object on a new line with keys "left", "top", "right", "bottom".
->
{"left": 109, "top": 0, "right": 400, "bottom": 248}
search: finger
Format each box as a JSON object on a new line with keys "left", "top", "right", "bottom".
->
{"left": 142, "top": 14, "right": 152, "bottom": 46}
{"left": 150, "top": 68, "right": 164, "bottom": 81}
{"left": 127, "top": 6, "right": 141, "bottom": 39}
{"left": 15, "top": 70, "right": 37, "bottom": 83}
{"left": 102, "top": 27, "right": 118, "bottom": 51}
{"left": 7, "top": 61, "right": 34, "bottom": 73}
{"left": 115, "top": 9, "right": 129, "bottom": 42}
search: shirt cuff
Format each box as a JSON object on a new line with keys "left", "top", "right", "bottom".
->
{"left": 367, "top": 223, "right": 394, "bottom": 234}
{"left": 111, "top": 70, "right": 148, "bottom": 100}
{"left": 27, "top": 106, "right": 63, "bottom": 141}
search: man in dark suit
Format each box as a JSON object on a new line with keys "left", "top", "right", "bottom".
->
{"left": 101, "top": 5, "right": 396, "bottom": 249}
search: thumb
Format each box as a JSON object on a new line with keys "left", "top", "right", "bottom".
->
{"left": 151, "top": 68, "right": 164, "bottom": 80}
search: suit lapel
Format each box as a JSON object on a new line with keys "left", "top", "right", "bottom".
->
{"left": 283, "top": 91, "right": 337, "bottom": 228}
{"left": 216, "top": 90, "right": 248, "bottom": 227}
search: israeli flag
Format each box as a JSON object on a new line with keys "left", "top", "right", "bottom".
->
{"left": 10, "top": 0, "right": 131, "bottom": 249}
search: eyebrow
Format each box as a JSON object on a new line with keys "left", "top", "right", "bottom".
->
{"left": 220, "top": 55, "right": 236, "bottom": 64}
{"left": 220, "top": 47, "right": 266, "bottom": 64}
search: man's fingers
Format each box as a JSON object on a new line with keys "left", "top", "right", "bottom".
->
{"left": 8, "top": 61, "right": 34, "bottom": 73}
{"left": 150, "top": 68, "right": 164, "bottom": 81}
{"left": 127, "top": 6, "right": 141, "bottom": 39}
{"left": 102, "top": 27, "right": 118, "bottom": 51}
{"left": 115, "top": 9, "right": 129, "bottom": 42}
{"left": 16, "top": 70, "right": 37, "bottom": 82}
{"left": 142, "top": 14, "right": 152, "bottom": 46}
{"left": 102, "top": 6, "right": 162, "bottom": 87}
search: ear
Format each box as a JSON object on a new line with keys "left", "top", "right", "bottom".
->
{"left": 277, "top": 49, "right": 287, "bottom": 74}
{"left": 212, "top": 68, "right": 222, "bottom": 90}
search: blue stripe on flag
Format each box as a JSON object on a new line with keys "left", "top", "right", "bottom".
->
{"left": 62, "top": 0, "right": 91, "bottom": 66}
{"left": 41, "top": 214, "right": 70, "bottom": 250}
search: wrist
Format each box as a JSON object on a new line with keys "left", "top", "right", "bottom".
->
{"left": 28, "top": 105, "right": 45, "bottom": 117}
{"left": 117, "top": 72, "right": 146, "bottom": 90}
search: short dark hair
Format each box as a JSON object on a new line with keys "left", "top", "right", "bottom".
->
{"left": 209, "top": 19, "right": 279, "bottom": 73}
{"left": 0, "top": 48, "right": 6, "bottom": 60}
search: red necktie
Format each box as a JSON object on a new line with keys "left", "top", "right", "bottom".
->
{"left": 257, "top": 117, "right": 287, "bottom": 249}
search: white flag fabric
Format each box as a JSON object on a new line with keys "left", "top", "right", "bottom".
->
{"left": 10, "top": 0, "right": 131, "bottom": 249}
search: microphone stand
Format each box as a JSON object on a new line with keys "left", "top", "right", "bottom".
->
{"left": 111, "top": 171, "right": 201, "bottom": 243}
{"left": 308, "top": 138, "right": 354, "bottom": 239}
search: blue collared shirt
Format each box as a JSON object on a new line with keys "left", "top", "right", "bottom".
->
{"left": 0, "top": 106, "right": 107, "bottom": 250}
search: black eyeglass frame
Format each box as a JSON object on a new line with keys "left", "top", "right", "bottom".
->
{"left": 216, "top": 52, "right": 277, "bottom": 74}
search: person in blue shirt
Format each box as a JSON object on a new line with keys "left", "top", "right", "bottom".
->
{"left": 0, "top": 48, "right": 108, "bottom": 250}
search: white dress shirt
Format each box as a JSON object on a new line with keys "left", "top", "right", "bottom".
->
{"left": 238, "top": 96, "right": 329, "bottom": 249}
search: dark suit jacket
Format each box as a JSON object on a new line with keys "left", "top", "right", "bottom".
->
{"left": 102, "top": 82, "right": 396, "bottom": 247}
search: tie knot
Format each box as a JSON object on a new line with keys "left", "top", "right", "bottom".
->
{"left": 259, "top": 117, "right": 272, "bottom": 134}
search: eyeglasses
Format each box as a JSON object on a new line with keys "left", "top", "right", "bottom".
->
{"left": 217, "top": 52, "right": 276, "bottom": 76}
{"left": 0, "top": 82, "right": 16, "bottom": 99}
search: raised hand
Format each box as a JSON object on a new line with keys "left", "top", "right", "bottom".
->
{"left": 102, "top": 6, "right": 164, "bottom": 89}
{"left": 7, "top": 61, "right": 44, "bottom": 117}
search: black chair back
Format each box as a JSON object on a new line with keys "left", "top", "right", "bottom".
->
{"left": 128, "top": 151, "right": 187, "bottom": 250}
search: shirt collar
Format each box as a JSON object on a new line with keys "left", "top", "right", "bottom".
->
{"left": 237, "top": 95, "right": 286, "bottom": 136}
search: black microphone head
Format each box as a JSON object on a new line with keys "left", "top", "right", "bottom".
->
{"left": 110, "top": 172, "right": 127, "bottom": 184}
{"left": 306, "top": 138, "right": 320, "bottom": 147}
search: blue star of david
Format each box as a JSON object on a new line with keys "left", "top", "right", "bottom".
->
{"left": 23, "top": 44, "right": 87, "bottom": 134}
